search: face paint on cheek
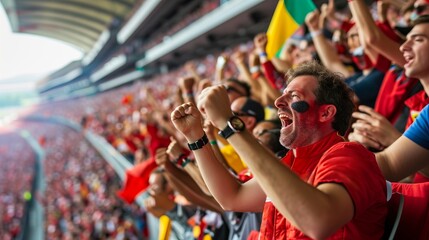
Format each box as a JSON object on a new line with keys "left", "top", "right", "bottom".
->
{"left": 291, "top": 101, "right": 310, "bottom": 113}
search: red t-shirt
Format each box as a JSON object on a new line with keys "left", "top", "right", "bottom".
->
{"left": 387, "top": 182, "right": 429, "bottom": 240}
{"left": 374, "top": 67, "right": 419, "bottom": 123}
{"left": 404, "top": 90, "right": 429, "bottom": 129}
{"left": 259, "top": 132, "right": 387, "bottom": 239}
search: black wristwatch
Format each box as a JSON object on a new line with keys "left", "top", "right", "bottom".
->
{"left": 187, "top": 133, "right": 209, "bottom": 151}
{"left": 218, "top": 116, "right": 245, "bottom": 139}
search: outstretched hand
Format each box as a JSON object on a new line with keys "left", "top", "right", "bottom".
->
{"left": 350, "top": 105, "right": 402, "bottom": 149}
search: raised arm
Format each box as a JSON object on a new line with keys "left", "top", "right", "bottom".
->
{"left": 196, "top": 86, "right": 354, "bottom": 239}
{"left": 376, "top": 104, "right": 429, "bottom": 181}
{"left": 179, "top": 77, "right": 197, "bottom": 107}
{"left": 155, "top": 147, "right": 223, "bottom": 212}
{"left": 348, "top": 0, "right": 405, "bottom": 66}
{"left": 184, "top": 61, "right": 202, "bottom": 83}
{"left": 305, "top": 10, "right": 353, "bottom": 77}
{"left": 204, "top": 120, "right": 239, "bottom": 175}
{"left": 254, "top": 33, "right": 289, "bottom": 90}
{"left": 376, "top": 135, "right": 429, "bottom": 181}
{"left": 231, "top": 50, "right": 263, "bottom": 103}
{"left": 170, "top": 101, "right": 266, "bottom": 212}
{"left": 166, "top": 138, "right": 212, "bottom": 196}
{"left": 214, "top": 54, "right": 228, "bottom": 83}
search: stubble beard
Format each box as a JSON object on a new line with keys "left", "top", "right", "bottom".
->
{"left": 279, "top": 128, "right": 296, "bottom": 149}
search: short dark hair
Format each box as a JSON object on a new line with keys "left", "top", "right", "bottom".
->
{"left": 412, "top": 14, "right": 429, "bottom": 26}
{"left": 151, "top": 167, "right": 167, "bottom": 190}
{"left": 285, "top": 61, "right": 355, "bottom": 136}
{"left": 401, "top": 1, "right": 414, "bottom": 15}
{"left": 226, "top": 78, "right": 251, "bottom": 97}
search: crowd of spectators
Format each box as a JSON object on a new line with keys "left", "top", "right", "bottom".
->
{"left": 0, "top": 127, "right": 34, "bottom": 239}
{"left": 4, "top": 0, "right": 429, "bottom": 239}
{"left": 1, "top": 121, "right": 143, "bottom": 239}
{"left": 33, "top": 39, "right": 249, "bottom": 165}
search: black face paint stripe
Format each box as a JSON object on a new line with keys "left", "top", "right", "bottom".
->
{"left": 291, "top": 101, "right": 310, "bottom": 113}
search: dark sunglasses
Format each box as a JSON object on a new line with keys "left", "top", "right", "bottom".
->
{"left": 232, "top": 111, "right": 252, "bottom": 117}
{"left": 225, "top": 86, "right": 244, "bottom": 95}
{"left": 346, "top": 33, "right": 359, "bottom": 40}
{"left": 415, "top": 4, "right": 428, "bottom": 15}
{"left": 255, "top": 129, "right": 280, "bottom": 137}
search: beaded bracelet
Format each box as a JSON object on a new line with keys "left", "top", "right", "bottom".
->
{"left": 174, "top": 154, "right": 187, "bottom": 167}
{"left": 181, "top": 158, "right": 192, "bottom": 168}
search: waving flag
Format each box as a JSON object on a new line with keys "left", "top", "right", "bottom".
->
{"left": 266, "top": 0, "right": 316, "bottom": 59}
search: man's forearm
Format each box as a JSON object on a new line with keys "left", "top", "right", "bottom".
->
{"left": 226, "top": 130, "right": 353, "bottom": 238}
{"left": 164, "top": 161, "right": 223, "bottom": 212}
{"left": 191, "top": 140, "right": 245, "bottom": 210}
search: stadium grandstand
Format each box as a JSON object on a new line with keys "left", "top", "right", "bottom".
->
{"left": 2, "top": 0, "right": 429, "bottom": 239}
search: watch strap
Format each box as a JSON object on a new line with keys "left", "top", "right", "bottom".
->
{"left": 218, "top": 125, "right": 234, "bottom": 139}
{"left": 187, "top": 133, "right": 209, "bottom": 151}
{"left": 218, "top": 116, "right": 245, "bottom": 139}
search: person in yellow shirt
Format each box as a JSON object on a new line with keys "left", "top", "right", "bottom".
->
{"left": 208, "top": 96, "right": 265, "bottom": 174}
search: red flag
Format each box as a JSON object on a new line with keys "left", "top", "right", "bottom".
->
{"left": 121, "top": 94, "right": 133, "bottom": 105}
{"left": 117, "top": 157, "right": 158, "bottom": 204}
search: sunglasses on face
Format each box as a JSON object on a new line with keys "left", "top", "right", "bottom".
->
{"left": 232, "top": 111, "right": 252, "bottom": 117}
{"left": 415, "top": 4, "right": 429, "bottom": 15}
{"left": 255, "top": 129, "right": 280, "bottom": 137}
{"left": 347, "top": 33, "right": 359, "bottom": 40}
{"left": 225, "top": 85, "right": 244, "bottom": 96}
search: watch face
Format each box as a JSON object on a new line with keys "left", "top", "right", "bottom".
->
{"left": 230, "top": 116, "right": 245, "bottom": 131}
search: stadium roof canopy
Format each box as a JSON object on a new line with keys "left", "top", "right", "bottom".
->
{"left": 0, "top": 0, "right": 138, "bottom": 53}
{"left": 0, "top": 0, "right": 355, "bottom": 100}
{"left": 0, "top": 0, "right": 352, "bottom": 55}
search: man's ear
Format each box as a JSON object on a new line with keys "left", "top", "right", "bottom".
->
{"left": 319, "top": 104, "right": 336, "bottom": 122}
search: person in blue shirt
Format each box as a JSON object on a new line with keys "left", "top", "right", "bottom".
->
{"left": 376, "top": 15, "right": 429, "bottom": 181}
